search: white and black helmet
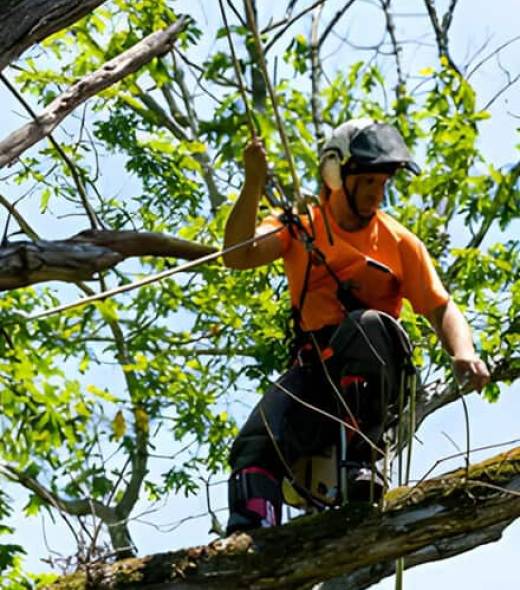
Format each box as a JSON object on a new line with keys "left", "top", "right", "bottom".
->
{"left": 320, "top": 118, "right": 420, "bottom": 191}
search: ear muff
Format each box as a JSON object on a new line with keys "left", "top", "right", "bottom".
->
{"left": 320, "top": 154, "right": 343, "bottom": 191}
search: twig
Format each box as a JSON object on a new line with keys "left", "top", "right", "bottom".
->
{"left": 422, "top": 0, "right": 462, "bottom": 75}
{"left": 318, "top": 0, "right": 356, "bottom": 50}
{"left": 467, "top": 34, "right": 520, "bottom": 79}
{"left": 218, "top": 0, "right": 258, "bottom": 138}
{"left": 0, "top": 73, "right": 100, "bottom": 229}
{"left": 244, "top": 0, "right": 303, "bottom": 206}
{"left": 379, "top": 0, "right": 406, "bottom": 98}
{"left": 482, "top": 72, "right": 520, "bottom": 111}
{"left": 310, "top": 4, "right": 325, "bottom": 146}
{"left": 264, "top": 0, "right": 327, "bottom": 53}
{"left": 0, "top": 193, "right": 39, "bottom": 239}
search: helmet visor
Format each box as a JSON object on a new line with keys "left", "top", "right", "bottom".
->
{"left": 348, "top": 123, "right": 421, "bottom": 175}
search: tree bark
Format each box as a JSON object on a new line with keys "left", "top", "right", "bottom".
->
{"left": 0, "top": 18, "right": 188, "bottom": 168}
{"left": 48, "top": 447, "right": 520, "bottom": 590}
{"left": 0, "top": 0, "right": 108, "bottom": 72}
{"left": 0, "top": 230, "right": 216, "bottom": 291}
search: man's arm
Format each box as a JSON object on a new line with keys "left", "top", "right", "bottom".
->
{"left": 223, "top": 139, "right": 284, "bottom": 270}
{"left": 426, "top": 299, "right": 490, "bottom": 392}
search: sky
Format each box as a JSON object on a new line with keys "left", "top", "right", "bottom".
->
{"left": 0, "top": 1, "right": 519, "bottom": 588}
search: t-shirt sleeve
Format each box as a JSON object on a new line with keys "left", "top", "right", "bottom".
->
{"left": 400, "top": 235, "right": 450, "bottom": 315}
{"left": 256, "top": 213, "right": 292, "bottom": 255}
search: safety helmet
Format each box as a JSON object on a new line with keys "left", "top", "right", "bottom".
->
{"left": 320, "top": 118, "right": 420, "bottom": 191}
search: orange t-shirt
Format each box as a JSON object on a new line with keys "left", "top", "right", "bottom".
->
{"left": 258, "top": 204, "right": 449, "bottom": 331}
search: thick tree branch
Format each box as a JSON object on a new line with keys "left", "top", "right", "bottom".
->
{"left": 0, "top": 0, "right": 108, "bottom": 72}
{"left": 0, "top": 230, "right": 216, "bottom": 291}
{"left": 49, "top": 447, "right": 520, "bottom": 589}
{"left": 318, "top": 522, "right": 507, "bottom": 590}
{"left": 0, "top": 18, "right": 188, "bottom": 169}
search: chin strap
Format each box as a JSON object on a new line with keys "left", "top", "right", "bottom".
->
{"left": 342, "top": 176, "right": 374, "bottom": 227}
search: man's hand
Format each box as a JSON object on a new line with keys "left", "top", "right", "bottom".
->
{"left": 452, "top": 356, "right": 490, "bottom": 392}
{"left": 243, "top": 138, "right": 267, "bottom": 187}
{"left": 426, "top": 300, "right": 491, "bottom": 393}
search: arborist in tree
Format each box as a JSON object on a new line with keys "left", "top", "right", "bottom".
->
{"left": 222, "top": 118, "right": 490, "bottom": 534}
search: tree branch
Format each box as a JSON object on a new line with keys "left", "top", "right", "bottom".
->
{"left": 309, "top": 4, "right": 325, "bottom": 147}
{"left": 422, "top": 0, "right": 461, "bottom": 75}
{"left": 318, "top": 0, "right": 356, "bottom": 50}
{"left": 0, "top": 17, "right": 188, "bottom": 169}
{"left": 0, "top": 72, "right": 101, "bottom": 229}
{"left": 0, "top": 229, "right": 216, "bottom": 291}
{"left": 49, "top": 447, "right": 520, "bottom": 589}
{"left": 380, "top": 0, "right": 406, "bottom": 99}
{"left": 264, "top": 0, "right": 327, "bottom": 54}
{"left": 169, "top": 58, "right": 225, "bottom": 211}
{"left": 0, "top": 193, "right": 39, "bottom": 240}
{"left": 0, "top": 0, "right": 108, "bottom": 72}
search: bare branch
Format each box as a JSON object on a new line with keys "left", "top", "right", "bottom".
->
{"left": 0, "top": 73, "right": 101, "bottom": 229}
{"left": 170, "top": 55, "right": 225, "bottom": 211}
{"left": 264, "top": 0, "right": 327, "bottom": 53}
{"left": 318, "top": 0, "right": 357, "bottom": 50}
{"left": 0, "top": 18, "right": 188, "bottom": 169}
{"left": 379, "top": 0, "right": 406, "bottom": 98}
{"left": 0, "top": 193, "right": 39, "bottom": 239}
{"left": 482, "top": 72, "right": 520, "bottom": 112}
{"left": 422, "top": 0, "right": 461, "bottom": 75}
{"left": 310, "top": 4, "right": 325, "bottom": 146}
{"left": 467, "top": 34, "right": 520, "bottom": 79}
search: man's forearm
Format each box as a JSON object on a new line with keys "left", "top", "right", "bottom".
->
{"left": 224, "top": 180, "right": 262, "bottom": 249}
{"left": 427, "top": 299, "right": 475, "bottom": 358}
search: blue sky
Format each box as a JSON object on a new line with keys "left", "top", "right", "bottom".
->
{"left": 0, "top": 1, "right": 519, "bottom": 588}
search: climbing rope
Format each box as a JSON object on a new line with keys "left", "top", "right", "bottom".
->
{"left": 243, "top": 0, "right": 304, "bottom": 209}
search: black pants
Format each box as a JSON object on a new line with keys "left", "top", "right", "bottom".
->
{"left": 229, "top": 361, "right": 377, "bottom": 479}
{"left": 229, "top": 309, "right": 411, "bottom": 478}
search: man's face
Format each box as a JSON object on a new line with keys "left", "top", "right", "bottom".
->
{"left": 344, "top": 173, "right": 390, "bottom": 218}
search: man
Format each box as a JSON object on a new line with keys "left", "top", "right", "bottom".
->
{"left": 223, "top": 119, "right": 490, "bottom": 534}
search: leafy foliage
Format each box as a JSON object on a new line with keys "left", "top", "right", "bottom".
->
{"left": 0, "top": 0, "right": 517, "bottom": 578}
